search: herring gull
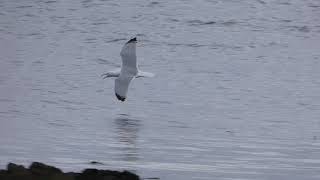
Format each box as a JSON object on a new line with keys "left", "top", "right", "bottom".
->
{"left": 102, "top": 37, "right": 154, "bottom": 101}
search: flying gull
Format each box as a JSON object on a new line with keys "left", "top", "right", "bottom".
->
{"left": 102, "top": 37, "right": 154, "bottom": 101}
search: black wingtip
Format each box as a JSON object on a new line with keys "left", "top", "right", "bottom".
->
{"left": 127, "top": 37, "right": 137, "bottom": 44}
{"left": 115, "top": 93, "right": 126, "bottom": 101}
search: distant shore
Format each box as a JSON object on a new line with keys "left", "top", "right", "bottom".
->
{"left": 0, "top": 162, "right": 140, "bottom": 180}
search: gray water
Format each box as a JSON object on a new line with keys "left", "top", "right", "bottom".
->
{"left": 1, "top": 0, "right": 320, "bottom": 179}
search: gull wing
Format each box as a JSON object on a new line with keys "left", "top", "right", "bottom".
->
{"left": 120, "top": 38, "right": 138, "bottom": 74}
{"left": 137, "top": 71, "right": 155, "bottom": 78}
{"left": 101, "top": 68, "right": 121, "bottom": 78}
{"left": 114, "top": 76, "right": 134, "bottom": 101}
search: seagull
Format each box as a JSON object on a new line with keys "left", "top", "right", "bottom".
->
{"left": 102, "top": 37, "right": 154, "bottom": 101}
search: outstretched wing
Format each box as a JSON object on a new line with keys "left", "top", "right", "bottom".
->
{"left": 114, "top": 76, "right": 134, "bottom": 101}
{"left": 120, "top": 38, "right": 138, "bottom": 74}
{"left": 101, "top": 68, "right": 121, "bottom": 78}
{"left": 137, "top": 71, "right": 155, "bottom": 78}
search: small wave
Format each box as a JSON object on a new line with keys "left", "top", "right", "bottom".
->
{"left": 187, "top": 20, "right": 216, "bottom": 26}
{"left": 84, "top": 38, "right": 97, "bottom": 43}
{"left": 278, "top": 2, "right": 291, "bottom": 5}
{"left": 89, "top": 161, "right": 104, "bottom": 165}
{"left": 167, "top": 43, "right": 207, "bottom": 48}
{"left": 288, "top": 25, "right": 311, "bottom": 33}
{"left": 167, "top": 18, "right": 180, "bottom": 22}
{"left": 47, "top": 90, "right": 68, "bottom": 95}
{"left": 309, "top": 4, "right": 320, "bottom": 8}
{"left": 48, "top": 119, "right": 73, "bottom": 127}
{"left": 105, "top": 38, "right": 126, "bottom": 43}
{"left": 62, "top": 106, "right": 79, "bottom": 110}
{"left": 148, "top": 100, "right": 172, "bottom": 104}
{"left": 187, "top": 19, "right": 239, "bottom": 27}
{"left": 256, "top": 0, "right": 266, "bottom": 4}
{"left": 32, "top": 60, "right": 44, "bottom": 64}
{"left": 45, "top": 0, "right": 57, "bottom": 3}
{"left": 94, "top": 58, "right": 119, "bottom": 67}
{"left": 41, "top": 100, "right": 59, "bottom": 105}
{"left": 220, "top": 20, "right": 238, "bottom": 26}
{"left": 92, "top": 22, "right": 108, "bottom": 26}
{"left": 16, "top": 5, "right": 33, "bottom": 9}
{"left": 60, "top": 99, "right": 85, "bottom": 105}
{"left": 24, "top": 14, "right": 37, "bottom": 17}
{"left": 147, "top": 1, "right": 161, "bottom": 7}
{"left": 82, "top": 0, "right": 93, "bottom": 3}
{"left": 0, "top": 98, "right": 14, "bottom": 102}
{"left": 26, "top": 32, "right": 42, "bottom": 37}
{"left": 48, "top": 122, "right": 71, "bottom": 127}
{"left": 280, "top": 19, "right": 292, "bottom": 23}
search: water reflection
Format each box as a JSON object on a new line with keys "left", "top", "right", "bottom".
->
{"left": 113, "top": 115, "right": 141, "bottom": 162}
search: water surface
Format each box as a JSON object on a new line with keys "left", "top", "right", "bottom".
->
{"left": 0, "top": 0, "right": 320, "bottom": 179}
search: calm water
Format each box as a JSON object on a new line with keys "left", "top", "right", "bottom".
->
{"left": 1, "top": 0, "right": 320, "bottom": 179}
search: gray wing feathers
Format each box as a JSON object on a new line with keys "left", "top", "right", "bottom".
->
{"left": 114, "top": 76, "right": 134, "bottom": 101}
{"left": 120, "top": 43, "right": 137, "bottom": 71}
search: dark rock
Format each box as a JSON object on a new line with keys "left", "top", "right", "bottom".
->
{"left": 0, "top": 164, "right": 32, "bottom": 180}
{"left": 121, "top": 171, "right": 140, "bottom": 180}
{"left": 7, "top": 163, "right": 29, "bottom": 175}
{"left": 0, "top": 162, "right": 140, "bottom": 180}
{"left": 77, "top": 169, "right": 139, "bottom": 180}
{"left": 29, "top": 162, "right": 63, "bottom": 175}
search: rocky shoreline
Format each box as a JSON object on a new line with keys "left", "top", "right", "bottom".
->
{"left": 0, "top": 162, "right": 140, "bottom": 180}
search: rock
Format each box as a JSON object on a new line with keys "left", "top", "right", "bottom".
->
{"left": 0, "top": 162, "right": 140, "bottom": 180}
{"left": 77, "top": 169, "right": 139, "bottom": 180}
{"left": 7, "top": 163, "right": 29, "bottom": 175}
{"left": 1, "top": 163, "right": 31, "bottom": 180}
{"left": 29, "top": 162, "right": 63, "bottom": 175}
